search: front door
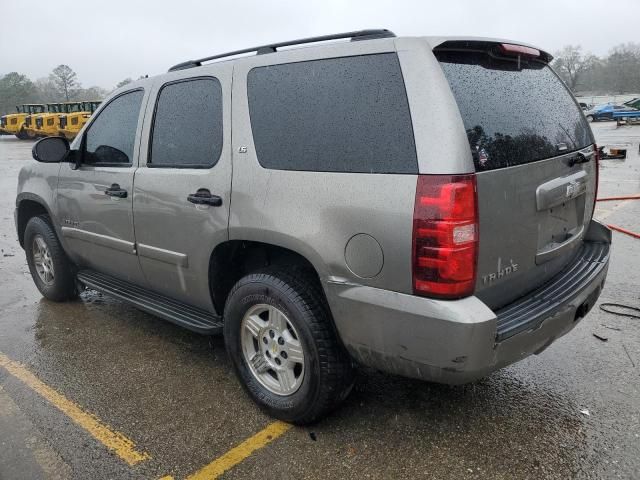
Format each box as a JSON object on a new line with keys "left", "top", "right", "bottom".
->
{"left": 57, "top": 89, "right": 148, "bottom": 285}
{"left": 132, "top": 68, "right": 232, "bottom": 312}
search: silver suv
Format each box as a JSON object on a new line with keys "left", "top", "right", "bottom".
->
{"left": 15, "top": 30, "right": 611, "bottom": 423}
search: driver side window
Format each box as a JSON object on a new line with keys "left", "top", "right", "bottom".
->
{"left": 85, "top": 90, "right": 144, "bottom": 166}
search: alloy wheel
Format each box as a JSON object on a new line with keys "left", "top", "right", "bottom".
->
{"left": 241, "top": 304, "right": 305, "bottom": 396}
{"left": 32, "top": 235, "right": 55, "bottom": 285}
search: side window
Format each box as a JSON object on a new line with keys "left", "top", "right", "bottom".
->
{"left": 247, "top": 54, "right": 417, "bottom": 174}
{"left": 149, "top": 78, "right": 223, "bottom": 168}
{"left": 85, "top": 90, "right": 144, "bottom": 165}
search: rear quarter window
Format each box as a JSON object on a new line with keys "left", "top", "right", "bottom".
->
{"left": 436, "top": 51, "right": 592, "bottom": 171}
{"left": 247, "top": 53, "right": 417, "bottom": 174}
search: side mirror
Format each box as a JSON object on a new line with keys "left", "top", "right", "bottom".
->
{"left": 32, "top": 137, "right": 70, "bottom": 163}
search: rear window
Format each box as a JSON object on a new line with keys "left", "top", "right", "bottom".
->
{"left": 150, "top": 78, "right": 223, "bottom": 168}
{"left": 437, "top": 51, "right": 592, "bottom": 171}
{"left": 247, "top": 54, "right": 417, "bottom": 174}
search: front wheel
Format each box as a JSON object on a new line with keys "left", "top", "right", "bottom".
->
{"left": 586, "top": 115, "right": 594, "bottom": 123}
{"left": 24, "top": 216, "right": 78, "bottom": 301}
{"left": 224, "top": 268, "right": 354, "bottom": 424}
{"left": 16, "top": 128, "right": 29, "bottom": 140}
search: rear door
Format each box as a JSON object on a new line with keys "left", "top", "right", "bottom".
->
{"left": 435, "top": 43, "right": 596, "bottom": 309}
{"left": 132, "top": 68, "right": 232, "bottom": 312}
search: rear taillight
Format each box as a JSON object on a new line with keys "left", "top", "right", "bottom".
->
{"left": 412, "top": 174, "right": 478, "bottom": 299}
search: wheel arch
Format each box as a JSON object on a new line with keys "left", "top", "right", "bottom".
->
{"left": 208, "top": 239, "right": 327, "bottom": 315}
{"left": 16, "top": 194, "right": 54, "bottom": 248}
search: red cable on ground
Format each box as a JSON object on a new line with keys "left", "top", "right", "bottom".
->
{"left": 607, "top": 224, "right": 640, "bottom": 239}
{"left": 596, "top": 195, "right": 640, "bottom": 202}
{"left": 595, "top": 195, "right": 640, "bottom": 239}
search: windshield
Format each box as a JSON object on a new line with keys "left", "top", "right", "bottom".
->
{"left": 436, "top": 50, "right": 592, "bottom": 171}
{"left": 83, "top": 102, "right": 101, "bottom": 113}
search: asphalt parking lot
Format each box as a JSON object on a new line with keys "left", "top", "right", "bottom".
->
{"left": 0, "top": 123, "right": 639, "bottom": 480}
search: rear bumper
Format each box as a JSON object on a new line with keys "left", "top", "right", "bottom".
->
{"left": 327, "top": 219, "right": 611, "bottom": 384}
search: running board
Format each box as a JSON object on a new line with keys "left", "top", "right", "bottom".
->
{"left": 77, "top": 270, "right": 223, "bottom": 335}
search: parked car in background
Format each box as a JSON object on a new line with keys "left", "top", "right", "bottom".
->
{"left": 584, "top": 103, "right": 638, "bottom": 122}
{"left": 16, "top": 31, "right": 610, "bottom": 423}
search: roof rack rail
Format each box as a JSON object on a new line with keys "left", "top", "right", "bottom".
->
{"left": 168, "top": 29, "right": 395, "bottom": 72}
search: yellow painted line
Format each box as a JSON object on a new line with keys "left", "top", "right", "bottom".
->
{"left": 0, "top": 352, "right": 149, "bottom": 466}
{"left": 186, "top": 421, "right": 292, "bottom": 480}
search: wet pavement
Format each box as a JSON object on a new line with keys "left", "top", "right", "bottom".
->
{"left": 0, "top": 123, "right": 639, "bottom": 479}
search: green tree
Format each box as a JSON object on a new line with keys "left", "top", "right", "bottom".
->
{"left": 0, "top": 72, "right": 38, "bottom": 115}
{"left": 49, "top": 64, "right": 80, "bottom": 101}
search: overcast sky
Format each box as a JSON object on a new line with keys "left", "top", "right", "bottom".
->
{"left": 2, "top": 0, "right": 639, "bottom": 89}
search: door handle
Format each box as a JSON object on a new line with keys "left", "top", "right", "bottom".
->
{"left": 105, "top": 184, "right": 127, "bottom": 198}
{"left": 187, "top": 189, "right": 222, "bottom": 207}
{"left": 568, "top": 150, "right": 595, "bottom": 167}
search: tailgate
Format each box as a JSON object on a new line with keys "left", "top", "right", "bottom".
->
{"left": 435, "top": 41, "right": 596, "bottom": 309}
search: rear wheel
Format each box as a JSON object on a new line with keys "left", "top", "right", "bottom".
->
{"left": 24, "top": 216, "right": 77, "bottom": 301}
{"left": 223, "top": 268, "right": 354, "bottom": 424}
{"left": 16, "top": 128, "right": 29, "bottom": 140}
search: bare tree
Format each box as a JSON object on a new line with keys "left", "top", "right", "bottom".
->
{"left": 49, "top": 64, "right": 80, "bottom": 101}
{"left": 35, "top": 77, "right": 60, "bottom": 102}
{"left": 605, "top": 43, "right": 640, "bottom": 93}
{"left": 116, "top": 78, "right": 133, "bottom": 89}
{"left": 552, "top": 46, "right": 597, "bottom": 91}
{"left": 77, "top": 85, "right": 108, "bottom": 101}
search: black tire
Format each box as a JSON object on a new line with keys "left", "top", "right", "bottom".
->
{"left": 16, "top": 128, "right": 29, "bottom": 140}
{"left": 24, "top": 215, "right": 78, "bottom": 302}
{"left": 224, "top": 268, "right": 354, "bottom": 424}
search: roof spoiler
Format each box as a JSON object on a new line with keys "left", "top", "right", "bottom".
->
{"left": 433, "top": 39, "right": 553, "bottom": 63}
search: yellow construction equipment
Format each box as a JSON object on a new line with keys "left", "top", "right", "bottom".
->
{"left": 28, "top": 103, "right": 84, "bottom": 138}
{"left": 58, "top": 101, "right": 102, "bottom": 140}
{"left": 0, "top": 104, "right": 46, "bottom": 139}
{"left": 25, "top": 104, "right": 61, "bottom": 138}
